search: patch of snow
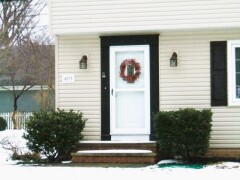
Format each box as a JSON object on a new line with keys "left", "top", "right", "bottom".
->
{"left": 77, "top": 149, "right": 152, "bottom": 153}
{"left": 79, "top": 141, "right": 156, "bottom": 144}
{"left": 157, "top": 159, "right": 184, "bottom": 165}
{"left": 61, "top": 161, "right": 72, "bottom": 164}
{"left": 206, "top": 162, "right": 240, "bottom": 169}
{"left": 0, "top": 130, "right": 30, "bottom": 165}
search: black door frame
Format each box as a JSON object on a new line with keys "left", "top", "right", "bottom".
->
{"left": 100, "top": 34, "right": 159, "bottom": 140}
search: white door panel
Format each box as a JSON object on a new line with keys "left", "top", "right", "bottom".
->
{"left": 110, "top": 45, "right": 150, "bottom": 140}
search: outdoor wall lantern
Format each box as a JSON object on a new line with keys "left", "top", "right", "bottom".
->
{"left": 170, "top": 52, "right": 177, "bottom": 67}
{"left": 79, "top": 55, "right": 88, "bottom": 69}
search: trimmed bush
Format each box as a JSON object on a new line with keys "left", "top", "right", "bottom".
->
{"left": 23, "top": 109, "right": 87, "bottom": 162}
{"left": 154, "top": 108, "right": 212, "bottom": 159}
{"left": 0, "top": 117, "right": 7, "bottom": 131}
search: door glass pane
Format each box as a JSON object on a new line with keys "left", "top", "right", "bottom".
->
{"left": 115, "top": 92, "right": 145, "bottom": 129}
{"left": 115, "top": 51, "right": 145, "bottom": 88}
{"left": 236, "top": 48, "right": 240, "bottom": 98}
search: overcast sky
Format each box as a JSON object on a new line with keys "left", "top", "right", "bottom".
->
{"left": 38, "top": 2, "right": 48, "bottom": 28}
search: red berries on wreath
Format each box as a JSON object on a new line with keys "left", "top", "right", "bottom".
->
{"left": 120, "top": 59, "right": 141, "bottom": 83}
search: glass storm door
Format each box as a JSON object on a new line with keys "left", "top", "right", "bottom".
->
{"left": 110, "top": 45, "right": 150, "bottom": 141}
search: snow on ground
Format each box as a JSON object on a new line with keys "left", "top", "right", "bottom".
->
{"left": 77, "top": 149, "right": 152, "bottom": 153}
{"left": 1, "top": 130, "right": 240, "bottom": 180}
{"left": 0, "top": 129, "right": 31, "bottom": 165}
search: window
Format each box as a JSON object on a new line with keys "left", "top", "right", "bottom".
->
{"left": 228, "top": 40, "right": 240, "bottom": 105}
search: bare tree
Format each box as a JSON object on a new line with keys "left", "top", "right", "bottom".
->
{"left": 0, "top": 0, "right": 46, "bottom": 48}
{"left": 0, "top": 43, "right": 41, "bottom": 129}
{"left": 0, "top": 0, "right": 51, "bottom": 129}
{"left": 28, "top": 33, "right": 55, "bottom": 111}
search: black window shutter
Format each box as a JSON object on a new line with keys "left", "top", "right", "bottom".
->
{"left": 210, "top": 41, "right": 227, "bottom": 106}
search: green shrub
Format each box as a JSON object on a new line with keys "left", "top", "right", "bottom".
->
{"left": 154, "top": 108, "right": 212, "bottom": 159}
{"left": 0, "top": 117, "right": 7, "bottom": 131}
{"left": 23, "top": 109, "right": 87, "bottom": 162}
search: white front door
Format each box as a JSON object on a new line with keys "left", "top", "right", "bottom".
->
{"left": 110, "top": 45, "right": 150, "bottom": 141}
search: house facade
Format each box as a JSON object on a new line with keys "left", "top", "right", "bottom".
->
{"left": 49, "top": 0, "right": 240, "bottom": 155}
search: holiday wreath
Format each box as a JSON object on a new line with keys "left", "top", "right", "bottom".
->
{"left": 119, "top": 59, "right": 141, "bottom": 83}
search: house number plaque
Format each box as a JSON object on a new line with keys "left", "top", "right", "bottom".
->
{"left": 62, "top": 74, "right": 75, "bottom": 83}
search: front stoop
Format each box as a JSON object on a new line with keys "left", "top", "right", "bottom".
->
{"left": 71, "top": 141, "right": 158, "bottom": 164}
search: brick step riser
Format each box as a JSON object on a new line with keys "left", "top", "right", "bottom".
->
{"left": 77, "top": 143, "right": 158, "bottom": 153}
{"left": 72, "top": 142, "right": 159, "bottom": 164}
{"left": 72, "top": 156, "right": 157, "bottom": 164}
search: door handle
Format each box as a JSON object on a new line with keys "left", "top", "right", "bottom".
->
{"left": 111, "top": 89, "right": 113, "bottom": 96}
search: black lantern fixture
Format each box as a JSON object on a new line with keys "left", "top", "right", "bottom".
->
{"left": 79, "top": 55, "right": 88, "bottom": 69}
{"left": 170, "top": 52, "right": 177, "bottom": 67}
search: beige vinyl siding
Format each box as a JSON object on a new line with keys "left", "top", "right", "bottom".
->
{"left": 49, "top": 0, "right": 240, "bottom": 35}
{"left": 56, "top": 35, "right": 101, "bottom": 140}
{"left": 159, "top": 29, "right": 240, "bottom": 148}
{"left": 56, "top": 29, "right": 240, "bottom": 147}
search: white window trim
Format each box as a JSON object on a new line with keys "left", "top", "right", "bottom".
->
{"left": 227, "top": 40, "right": 240, "bottom": 106}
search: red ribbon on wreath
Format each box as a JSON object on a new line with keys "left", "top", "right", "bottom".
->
{"left": 120, "top": 59, "right": 141, "bottom": 83}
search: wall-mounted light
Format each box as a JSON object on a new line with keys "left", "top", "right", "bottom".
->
{"left": 79, "top": 55, "right": 88, "bottom": 69}
{"left": 170, "top": 52, "right": 177, "bottom": 67}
